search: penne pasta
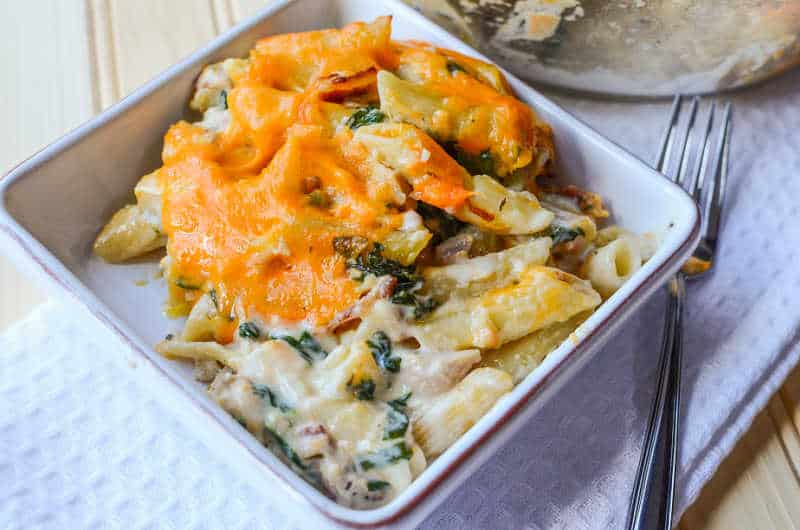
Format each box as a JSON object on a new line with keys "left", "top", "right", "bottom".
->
{"left": 155, "top": 339, "right": 234, "bottom": 364}
{"left": 93, "top": 170, "right": 165, "bottom": 263}
{"left": 479, "top": 312, "right": 590, "bottom": 383}
{"left": 413, "top": 266, "right": 601, "bottom": 351}
{"left": 412, "top": 368, "right": 512, "bottom": 458}
{"left": 583, "top": 236, "right": 643, "bottom": 298}
{"left": 181, "top": 292, "right": 225, "bottom": 342}
{"left": 422, "top": 237, "right": 551, "bottom": 300}
{"left": 92, "top": 204, "right": 165, "bottom": 263}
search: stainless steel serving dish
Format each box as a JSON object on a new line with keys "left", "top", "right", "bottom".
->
{"left": 407, "top": 0, "right": 800, "bottom": 97}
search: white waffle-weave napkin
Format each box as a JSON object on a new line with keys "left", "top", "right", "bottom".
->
{"left": 2, "top": 68, "right": 799, "bottom": 529}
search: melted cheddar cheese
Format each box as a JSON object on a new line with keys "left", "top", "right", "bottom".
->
{"left": 161, "top": 120, "right": 407, "bottom": 331}
{"left": 156, "top": 17, "right": 551, "bottom": 331}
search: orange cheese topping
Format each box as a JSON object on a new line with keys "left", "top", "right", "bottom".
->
{"left": 247, "top": 17, "right": 397, "bottom": 95}
{"left": 157, "top": 17, "right": 520, "bottom": 331}
{"left": 161, "top": 120, "right": 403, "bottom": 330}
{"left": 395, "top": 42, "right": 537, "bottom": 169}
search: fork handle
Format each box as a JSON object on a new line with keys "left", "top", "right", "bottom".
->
{"left": 626, "top": 274, "right": 686, "bottom": 530}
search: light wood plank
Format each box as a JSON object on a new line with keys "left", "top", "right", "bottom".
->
{"left": 769, "top": 390, "right": 800, "bottom": 485}
{"left": 211, "top": 0, "right": 235, "bottom": 31}
{"left": 231, "top": 0, "right": 270, "bottom": 22}
{"left": 87, "top": 0, "right": 120, "bottom": 109}
{"left": 0, "top": 0, "right": 95, "bottom": 169}
{"left": 0, "top": 0, "right": 97, "bottom": 329}
{"left": 107, "top": 0, "right": 219, "bottom": 95}
{"left": 682, "top": 407, "right": 800, "bottom": 529}
{"left": 780, "top": 362, "right": 800, "bottom": 451}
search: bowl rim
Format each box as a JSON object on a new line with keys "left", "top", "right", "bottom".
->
{"left": 0, "top": 0, "right": 702, "bottom": 526}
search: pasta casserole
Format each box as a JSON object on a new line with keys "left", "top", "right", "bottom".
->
{"left": 93, "top": 17, "right": 654, "bottom": 508}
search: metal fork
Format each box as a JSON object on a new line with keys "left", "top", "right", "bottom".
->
{"left": 626, "top": 96, "right": 733, "bottom": 530}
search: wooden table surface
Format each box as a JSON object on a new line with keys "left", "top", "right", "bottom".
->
{"left": 3, "top": 1, "right": 800, "bottom": 528}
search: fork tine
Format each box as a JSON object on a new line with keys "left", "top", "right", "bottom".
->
{"left": 654, "top": 95, "right": 682, "bottom": 174}
{"left": 672, "top": 97, "right": 700, "bottom": 185}
{"left": 701, "top": 102, "right": 732, "bottom": 247}
{"left": 687, "top": 103, "right": 716, "bottom": 201}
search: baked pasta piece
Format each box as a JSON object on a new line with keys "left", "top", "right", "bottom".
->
{"left": 93, "top": 17, "right": 652, "bottom": 508}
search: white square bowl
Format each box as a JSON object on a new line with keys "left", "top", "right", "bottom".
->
{"left": 0, "top": 0, "right": 700, "bottom": 527}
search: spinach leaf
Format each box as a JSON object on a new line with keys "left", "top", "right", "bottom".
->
{"left": 175, "top": 278, "right": 201, "bottom": 290}
{"left": 446, "top": 60, "right": 466, "bottom": 75}
{"left": 252, "top": 383, "right": 292, "bottom": 412}
{"left": 367, "top": 480, "right": 391, "bottom": 492}
{"left": 349, "top": 378, "right": 376, "bottom": 401}
{"left": 347, "top": 243, "right": 439, "bottom": 320}
{"left": 416, "top": 202, "right": 466, "bottom": 243}
{"left": 233, "top": 414, "right": 247, "bottom": 428}
{"left": 442, "top": 141, "right": 495, "bottom": 176}
{"left": 346, "top": 105, "right": 385, "bottom": 130}
{"left": 387, "top": 392, "right": 412, "bottom": 410}
{"left": 306, "top": 189, "right": 331, "bottom": 208}
{"left": 264, "top": 427, "right": 325, "bottom": 490}
{"left": 550, "top": 225, "right": 584, "bottom": 245}
{"left": 347, "top": 243, "right": 416, "bottom": 281}
{"left": 383, "top": 406, "right": 409, "bottom": 440}
{"left": 273, "top": 331, "right": 327, "bottom": 364}
{"left": 384, "top": 391, "right": 411, "bottom": 440}
{"left": 390, "top": 290, "right": 439, "bottom": 321}
{"left": 355, "top": 442, "right": 413, "bottom": 471}
{"left": 264, "top": 426, "right": 306, "bottom": 471}
{"left": 367, "top": 331, "right": 401, "bottom": 373}
{"left": 238, "top": 321, "right": 261, "bottom": 339}
{"left": 208, "top": 288, "right": 219, "bottom": 311}
{"left": 264, "top": 426, "right": 304, "bottom": 468}
{"left": 219, "top": 89, "right": 228, "bottom": 109}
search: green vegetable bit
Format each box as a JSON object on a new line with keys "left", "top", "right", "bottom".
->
{"left": 263, "top": 427, "right": 325, "bottom": 489}
{"left": 346, "top": 105, "right": 386, "bottom": 130}
{"left": 366, "top": 480, "right": 391, "bottom": 492}
{"left": 367, "top": 331, "right": 401, "bottom": 373}
{"left": 219, "top": 89, "right": 228, "bottom": 109}
{"left": 273, "top": 331, "right": 328, "bottom": 364}
{"left": 390, "top": 290, "right": 439, "bottom": 321}
{"left": 446, "top": 60, "right": 466, "bottom": 75}
{"left": 252, "top": 383, "right": 292, "bottom": 412}
{"left": 175, "top": 278, "right": 201, "bottom": 290}
{"left": 355, "top": 442, "right": 413, "bottom": 471}
{"left": 347, "top": 243, "right": 415, "bottom": 280}
{"left": 550, "top": 225, "right": 585, "bottom": 245}
{"left": 349, "top": 378, "right": 376, "bottom": 401}
{"left": 306, "top": 189, "right": 331, "bottom": 208}
{"left": 416, "top": 202, "right": 466, "bottom": 243}
{"left": 264, "top": 426, "right": 307, "bottom": 470}
{"left": 442, "top": 142, "right": 495, "bottom": 176}
{"left": 208, "top": 288, "right": 219, "bottom": 311}
{"left": 383, "top": 406, "right": 409, "bottom": 440}
{"left": 238, "top": 321, "right": 261, "bottom": 339}
{"left": 387, "top": 392, "right": 412, "bottom": 410}
{"left": 346, "top": 243, "right": 439, "bottom": 320}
